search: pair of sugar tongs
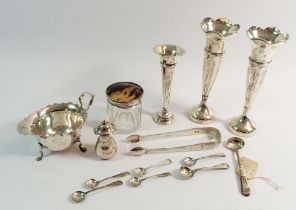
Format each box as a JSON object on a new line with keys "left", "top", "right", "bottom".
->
{"left": 126, "top": 127, "right": 221, "bottom": 156}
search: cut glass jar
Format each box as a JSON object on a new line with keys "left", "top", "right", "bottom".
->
{"left": 106, "top": 82, "right": 143, "bottom": 134}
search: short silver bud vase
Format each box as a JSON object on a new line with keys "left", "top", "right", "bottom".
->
{"left": 153, "top": 44, "right": 185, "bottom": 125}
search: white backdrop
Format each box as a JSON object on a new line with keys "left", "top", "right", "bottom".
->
{"left": 1, "top": 0, "right": 296, "bottom": 209}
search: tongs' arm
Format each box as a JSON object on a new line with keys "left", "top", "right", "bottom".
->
{"left": 146, "top": 142, "right": 218, "bottom": 154}
{"left": 126, "top": 127, "right": 218, "bottom": 143}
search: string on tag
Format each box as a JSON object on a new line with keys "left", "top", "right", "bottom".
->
{"left": 249, "top": 176, "right": 283, "bottom": 191}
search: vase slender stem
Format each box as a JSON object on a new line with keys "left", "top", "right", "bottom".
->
{"left": 161, "top": 61, "right": 175, "bottom": 112}
{"left": 153, "top": 44, "right": 185, "bottom": 125}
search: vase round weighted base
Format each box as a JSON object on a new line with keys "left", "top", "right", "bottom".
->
{"left": 228, "top": 115, "right": 256, "bottom": 137}
{"left": 153, "top": 110, "right": 174, "bottom": 125}
{"left": 188, "top": 103, "right": 215, "bottom": 124}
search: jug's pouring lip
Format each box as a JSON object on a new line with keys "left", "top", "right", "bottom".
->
{"left": 17, "top": 95, "right": 93, "bottom": 137}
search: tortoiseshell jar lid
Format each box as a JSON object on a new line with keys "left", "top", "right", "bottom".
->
{"left": 106, "top": 82, "right": 144, "bottom": 107}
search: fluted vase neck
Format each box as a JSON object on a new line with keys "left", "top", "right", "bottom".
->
{"left": 247, "top": 26, "right": 289, "bottom": 63}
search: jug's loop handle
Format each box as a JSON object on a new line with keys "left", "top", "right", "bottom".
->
{"left": 79, "top": 92, "right": 95, "bottom": 110}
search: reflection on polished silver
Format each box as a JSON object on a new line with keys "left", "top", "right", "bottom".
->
{"left": 180, "top": 163, "right": 229, "bottom": 179}
{"left": 129, "top": 172, "right": 172, "bottom": 187}
{"left": 189, "top": 17, "right": 240, "bottom": 124}
{"left": 226, "top": 137, "right": 250, "bottom": 197}
{"left": 228, "top": 26, "right": 289, "bottom": 137}
{"left": 71, "top": 180, "right": 123, "bottom": 203}
{"left": 134, "top": 159, "right": 172, "bottom": 177}
{"left": 86, "top": 171, "right": 129, "bottom": 189}
{"left": 17, "top": 92, "right": 94, "bottom": 161}
{"left": 128, "top": 127, "right": 221, "bottom": 156}
{"left": 153, "top": 44, "right": 185, "bottom": 125}
{"left": 94, "top": 121, "right": 117, "bottom": 160}
{"left": 182, "top": 152, "right": 226, "bottom": 167}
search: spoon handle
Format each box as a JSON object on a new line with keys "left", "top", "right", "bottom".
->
{"left": 144, "top": 172, "right": 172, "bottom": 180}
{"left": 129, "top": 147, "right": 147, "bottom": 156}
{"left": 111, "top": 171, "right": 130, "bottom": 178}
{"left": 236, "top": 152, "right": 251, "bottom": 196}
{"left": 85, "top": 180, "right": 123, "bottom": 195}
{"left": 147, "top": 159, "right": 172, "bottom": 169}
{"left": 98, "top": 171, "right": 129, "bottom": 183}
{"left": 196, "top": 163, "right": 230, "bottom": 172}
{"left": 197, "top": 152, "right": 226, "bottom": 160}
{"left": 240, "top": 175, "right": 251, "bottom": 196}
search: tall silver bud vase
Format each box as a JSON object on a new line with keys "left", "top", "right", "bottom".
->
{"left": 228, "top": 26, "right": 289, "bottom": 137}
{"left": 189, "top": 17, "right": 240, "bottom": 124}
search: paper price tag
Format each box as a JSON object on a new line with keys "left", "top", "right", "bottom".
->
{"left": 236, "top": 157, "right": 258, "bottom": 179}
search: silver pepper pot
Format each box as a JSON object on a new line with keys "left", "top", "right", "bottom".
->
{"left": 94, "top": 121, "right": 117, "bottom": 160}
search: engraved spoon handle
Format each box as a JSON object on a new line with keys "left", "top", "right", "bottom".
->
{"left": 147, "top": 159, "right": 172, "bottom": 169}
{"left": 196, "top": 152, "right": 226, "bottom": 161}
{"left": 195, "top": 163, "right": 230, "bottom": 172}
{"left": 98, "top": 171, "right": 129, "bottom": 183}
{"left": 240, "top": 175, "right": 251, "bottom": 196}
{"left": 85, "top": 180, "right": 123, "bottom": 195}
{"left": 236, "top": 151, "right": 251, "bottom": 196}
{"left": 111, "top": 171, "right": 130, "bottom": 178}
{"left": 143, "top": 172, "right": 172, "bottom": 181}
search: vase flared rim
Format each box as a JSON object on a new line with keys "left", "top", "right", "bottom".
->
{"left": 247, "top": 26, "right": 289, "bottom": 45}
{"left": 153, "top": 44, "right": 186, "bottom": 57}
{"left": 201, "top": 17, "right": 240, "bottom": 37}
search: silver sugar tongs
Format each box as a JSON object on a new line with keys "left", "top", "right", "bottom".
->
{"left": 127, "top": 127, "right": 221, "bottom": 156}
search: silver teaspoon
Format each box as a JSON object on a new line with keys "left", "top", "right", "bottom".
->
{"left": 71, "top": 180, "right": 123, "bottom": 203}
{"left": 86, "top": 171, "right": 129, "bottom": 189}
{"left": 180, "top": 163, "right": 230, "bottom": 179}
{"left": 183, "top": 152, "right": 226, "bottom": 167}
{"left": 134, "top": 159, "right": 172, "bottom": 177}
{"left": 129, "top": 172, "right": 172, "bottom": 187}
{"left": 226, "top": 137, "right": 250, "bottom": 197}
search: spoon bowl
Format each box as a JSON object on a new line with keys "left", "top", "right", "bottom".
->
{"left": 180, "top": 166, "right": 194, "bottom": 179}
{"left": 183, "top": 157, "right": 196, "bottom": 166}
{"left": 86, "top": 179, "right": 97, "bottom": 189}
{"left": 129, "top": 177, "right": 142, "bottom": 187}
{"left": 134, "top": 167, "right": 148, "bottom": 176}
{"left": 226, "top": 137, "right": 245, "bottom": 151}
{"left": 133, "top": 159, "right": 172, "bottom": 177}
{"left": 71, "top": 191, "right": 86, "bottom": 203}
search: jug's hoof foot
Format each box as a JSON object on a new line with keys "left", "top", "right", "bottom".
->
{"left": 36, "top": 143, "right": 45, "bottom": 161}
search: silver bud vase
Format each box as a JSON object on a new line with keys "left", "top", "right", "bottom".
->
{"left": 228, "top": 26, "right": 289, "bottom": 137}
{"left": 153, "top": 44, "right": 185, "bottom": 125}
{"left": 189, "top": 17, "right": 240, "bottom": 124}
